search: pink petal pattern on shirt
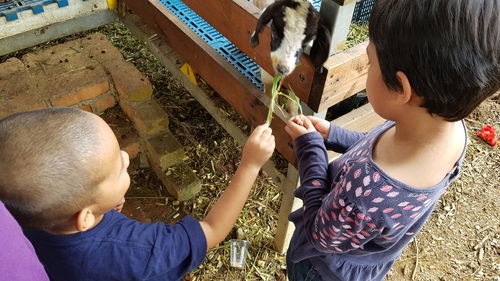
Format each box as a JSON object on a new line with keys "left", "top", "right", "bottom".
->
{"left": 403, "top": 205, "right": 415, "bottom": 211}
{"left": 364, "top": 189, "right": 372, "bottom": 196}
{"left": 363, "top": 176, "right": 371, "bottom": 186}
{"left": 373, "top": 172, "right": 381, "bottom": 182}
{"left": 367, "top": 207, "right": 378, "bottom": 213}
{"left": 383, "top": 208, "right": 394, "bottom": 213}
{"left": 372, "top": 197, "right": 384, "bottom": 203}
{"left": 354, "top": 169, "right": 362, "bottom": 179}
{"left": 387, "top": 192, "right": 400, "bottom": 197}
{"left": 416, "top": 195, "right": 427, "bottom": 201}
{"left": 381, "top": 185, "right": 393, "bottom": 192}
{"left": 339, "top": 199, "right": 346, "bottom": 207}
{"left": 398, "top": 201, "right": 410, "bottom": 207}
{"left": 355, "top": 187, "right": 363, "bottom": 197}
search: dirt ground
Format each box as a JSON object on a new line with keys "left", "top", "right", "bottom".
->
{"left": 2, "top": 22, "right": 498, "bottom": 280}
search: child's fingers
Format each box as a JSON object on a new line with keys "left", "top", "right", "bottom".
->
{"left": 261, "top": 126, "right": 273, "bottom": 139}
{"left": 302, "top": 116, "right": 314, "bottom": 129}
{"left": 251, "top": 124, "right": 269, "bottom": 138}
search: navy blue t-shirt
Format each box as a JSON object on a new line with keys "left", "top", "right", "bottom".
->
{"left": 24, "top": 210, "right": 207, "bottom": 281}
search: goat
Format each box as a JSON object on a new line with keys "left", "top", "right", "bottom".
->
{"left": 251, "top": 0, "right": 331, "bottom": 114}
{"left": 251, "top": 0, "right": 331, "bottom": 77}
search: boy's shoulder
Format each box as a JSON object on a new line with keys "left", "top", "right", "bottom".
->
{"left": 25, "top": 211, "right": 207, "bottom": 281}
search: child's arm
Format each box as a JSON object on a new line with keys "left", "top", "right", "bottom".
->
{"left": 199, "top": 124, "right": 275, "bottom": 249}
{"left": 286, "top": 116, "right": 380, "bottom": 254}
{"left": 307, "top": 116, "right": 366, "bottom": 153}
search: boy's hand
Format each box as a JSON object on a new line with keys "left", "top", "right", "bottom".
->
{"left": 306, "top": 116, "right": 330, "bottom": 139}
{"left": 241, "top": 124, "right": 275, "bottom": 169}
{"left": 285, "top": 115, "right": 317, "bottom": 140}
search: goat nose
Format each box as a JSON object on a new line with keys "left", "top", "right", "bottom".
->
{"left": 277, "top": 64, "right": 290, "bottom": 75}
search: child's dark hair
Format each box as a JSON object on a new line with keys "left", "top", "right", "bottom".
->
{"left": 369, "top": 0, "right": 499, "bottom": 121}
{"left": 0, "top": 108, "right": 104, "bottom": 229}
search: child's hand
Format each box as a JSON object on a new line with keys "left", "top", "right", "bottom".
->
{"left": 241, "top": 124, "right": 275, "bottom": 169}
{"left": 285, "top": 115, "right": 316, "bottom": 140}
{"left": 306, "top": 116, "right": 330, "bottom": 139}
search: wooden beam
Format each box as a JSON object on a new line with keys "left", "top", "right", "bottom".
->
{"left": 181, "top": 0, "right": 316, "bottom": 106}
{"left": 121, "top": 0, "right": 297, "bottom": 164}
{"left": 311, "top": 40, "right": 369, "bottom": 112}
{"left": 327, "top": 103, "right": 385, "bottom": 161}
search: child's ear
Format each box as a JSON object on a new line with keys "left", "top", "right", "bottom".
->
{"left": 75, "top": 208, "right": 96, "bottom": 232}
{"left": 395, "top": 71, "right": 414, "bottom": 104}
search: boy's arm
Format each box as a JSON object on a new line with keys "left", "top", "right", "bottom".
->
{"left": 199, "top": 124, "right": 275, "bottom": 249}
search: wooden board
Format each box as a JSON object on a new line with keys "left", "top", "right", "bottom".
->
{"left": 181, "top": 0, "right": 316, "bottom": 106}
{"left": 328, "top": 102, "right": 385, "bottom": 161}
{"left": 121, "top": 0, "right": 297, "bottom": 164}
{"left": 312, "top": 41, "right": 369, "bottom": 112}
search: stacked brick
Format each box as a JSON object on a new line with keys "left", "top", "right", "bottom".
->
{"left": 0, "top": 33, "right": 201, "bottom": 200}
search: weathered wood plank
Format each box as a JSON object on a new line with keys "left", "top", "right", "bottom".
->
{"left": 328, "top": 103, "right": 385, "bottom": 161}
{"left": 121, "top": 0, "right": 297, "bottom": 164}
{"left": 181, "top": 0, "right": 316, "bottom": 106}
{"left": 312, "top": 40, "right": 369, "bottom": 112}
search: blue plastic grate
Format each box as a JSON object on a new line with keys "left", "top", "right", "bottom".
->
{"left": 352, "top": 0, "right": 375, "bottom": 23}
{"left": 0, "top": 0, "right": 73, "bottom": 21}
{"left": 160, "top": 0, "right": 264, "bottom": 89}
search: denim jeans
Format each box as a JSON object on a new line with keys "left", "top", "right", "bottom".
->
{"left": 286, "top": 255, "right": 324, "bottom": 281}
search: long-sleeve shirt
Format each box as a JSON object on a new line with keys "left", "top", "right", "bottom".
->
{"left": 0, "top": 201, "right": 49, "bottom": 281}
{"left": 287, "top": 121, "right": 466, "bottom": 281}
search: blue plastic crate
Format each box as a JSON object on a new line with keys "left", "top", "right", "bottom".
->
{"left": 0, "top": 0, "right": 70, "bottom": 22}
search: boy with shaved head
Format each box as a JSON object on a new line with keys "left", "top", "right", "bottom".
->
{"left": 0, "top": 107, "right": 275, "bottom": 281}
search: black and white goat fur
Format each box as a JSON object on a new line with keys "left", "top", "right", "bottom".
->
{"left": 251, "top": 0, "right": 331, "bottom": 77}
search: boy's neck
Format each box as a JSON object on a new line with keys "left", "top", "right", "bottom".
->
{"left": 45, "top": 214, "right": 105, "bottom": 235}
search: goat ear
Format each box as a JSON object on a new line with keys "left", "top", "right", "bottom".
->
{"left": 250, "top": 2, "right": 279, "bottom": 48}
{"left": 250, "top": 31, "right": 260, "bottom": 48}
{"left": 310, "top": 20, "right": 331, "bottom": 72}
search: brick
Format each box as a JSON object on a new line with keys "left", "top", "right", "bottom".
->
{"left": 0, "top": 92, "right": 48, "bottom": 119}
{"left": 110, "top": 61, "right": 152, "bottom": 102}
{"left": 23, "top": 43, "right": 100, "bottom": 78}
{"left": 80, "top": 33, "right": 125, "bottom": 66}
{"left": 145, "top": 130, "right": 185, "bottom": 170}
{"left": 44, "top": 67, "right": 110, "bottom": 107}
{"left": 79, "top": 104, "right": 93, "bottom": 112}
{"left": 0, "top": 58, "right": 48, "bottom": 119}
{"left": 0, "top": 58, "right": 31, "bottom": 97}
{"left": 150, "top": 162, "right": 201, "bottom": 201}
{"left": 119, "top": 99, "right": 169, "bottom": 137}
{"left": 91, "top": 94, "right": 116, "bottom": 114}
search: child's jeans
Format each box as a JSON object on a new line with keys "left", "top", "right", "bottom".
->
{"left": 286, "top": 255, "right": 324, "bottom": 281}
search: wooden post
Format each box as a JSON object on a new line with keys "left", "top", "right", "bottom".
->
{"left": 274, "top": 163, "right": 302, "bottom": 253}
{"left": 319, "top": 0, "right": 357, "bottom": 55}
